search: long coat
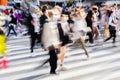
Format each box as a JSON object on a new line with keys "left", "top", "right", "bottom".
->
{"left": 42, "top": 21, "right": 61, "bottom": 50}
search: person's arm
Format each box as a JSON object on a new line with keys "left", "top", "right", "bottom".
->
{"left": 0, "top": 27, "right": 5, "bottom": 34}
{"left": 30, "top": 14, "right": 34, "bottom": 26}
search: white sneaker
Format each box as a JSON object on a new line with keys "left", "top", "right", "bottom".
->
{"left": 112, "top": 44, "right": 117, "bottom": 47}
{"left": 30, "top": 53, "right": 36, "bottom": 57}
{"left": 59, "top": 66, "right": 67, "bottom": 71}
{"left": 86, "top": 43, "right": 95, "bottom": 47}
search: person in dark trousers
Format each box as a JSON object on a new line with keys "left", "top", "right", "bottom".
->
{"left": 41, "top": 11, "right": 60, "bottom": 74}
{"left": 49, "top": 49, "right": 58, "bottom": 74}
{"left": 27, "top": 13, "right": 34, "bottom": 53}
{"left": 85, "top": 10, "right": 94, "bottom": 44}
{"left": 104, "top": 11, "right": 117, "bottom": 46}
{"left": 39, "top": 8, "right": 48, "bottom": 43}
{"left": 7, "top": 9, "right": 17, "bottom": 37}
{"left": 27, "top": 12, "right": 40, "bottom": 53}
{"left": 30, "top": 7, "right": 40, "bottom": 53}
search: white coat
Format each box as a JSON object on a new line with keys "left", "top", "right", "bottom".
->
{"left": 42, "top": 21, "right": 61, "bottom": 50}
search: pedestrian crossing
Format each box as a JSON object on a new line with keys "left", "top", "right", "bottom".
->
{"left": 0, "top": 35, "right": 120, "bottom": 80}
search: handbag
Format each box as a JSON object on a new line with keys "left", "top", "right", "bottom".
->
{"left": 0, "top": 35, "right": 6, "bottom": 55}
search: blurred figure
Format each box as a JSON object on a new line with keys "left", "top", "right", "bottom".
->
{"left": 104, "top": 11, "right": 118, "bottom": 46}
{"left": 42, "top": 10, "right": 61, "bottom": 74}
{"left": 39, "top": 7, "right": 48, "bottom": 43}
{"left": 57, "top": 14, "right": 70, "bottom": 70}
{"left": 0, "top": 13, "right": 8, "bottom": 69}
{"left": 29, "top": 6, "right": 40, "bottom": 53}
{"left": 72, "top": 8, "right": 89, "bottom": 58}
{"left": 85, "top": 8, "right": 94, "bottom": 45}
{"left": 91, "top": 5, "right": 100, "bottom": 41}
{"left": 7, "top": 9, "right": 17, "bottom": 37}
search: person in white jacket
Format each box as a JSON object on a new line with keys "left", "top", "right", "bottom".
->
{"left": 104, "top": 10, "right": 117, "bottom": 46}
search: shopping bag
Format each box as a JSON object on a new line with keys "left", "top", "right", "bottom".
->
{"left": 0, "top": 35, "right": 6, "bottom": 55}
{"left": 105, "top": 29, "right": 110, "bottom": 36}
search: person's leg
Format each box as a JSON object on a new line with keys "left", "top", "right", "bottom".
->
{"left": 59, "top": 46, "right": 66, "bottom": 67}
{"left": 17, "top": 22, "right": 23, "bottom": 33}
{"left": 104, "top": 30, "right": 112, "bottom": 42}
{"left": 36, "top": 33, "right": 41, "bottom": 43}
{"left": 94, "top": 27, "right": 99, "bottom": 40}
{"left": 79, "top": 38, "right": 89, "bottom": 58}
{"left": 7, "top": 26, "right": 12, "bottom": 37}
{"left": 87, "top": 32, "right": 94, "bottom": 44}
{"left": 49, "top": 49, "right": 58, "bottom": 74}
{"left": 30, "top": 34, "right": 35, "bottom": 53}
{"left": 11, "top": 25, "right": 17, "bottom": 36}
{"left": 112, "top": 30, "right": 116, "bottom": 44}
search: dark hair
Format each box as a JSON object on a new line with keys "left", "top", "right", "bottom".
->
{"left": 113, "top": 3, "right": 117, "bottom": 7}
{"left": 10, "top": 9, "right": 13, "bottom": 14}
{"left": 92, "top": 8, "right": 97, "bottom": 11}
{"left": 107, "top": 10, "right": 113, "bottom": 17}
{"left": 42, "top": 5, "right": 47, "bottom": 10}
{"left": 62, "top": 8, "right": 70, "bottom": 15}
{"left": 87, "top": 10, "right": 93, "bottom": 18}
{"left": 42, "top": 8, "right": 46, "bottom": 13}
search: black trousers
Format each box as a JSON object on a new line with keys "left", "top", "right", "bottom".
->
{"left": 87, "top": 31, "right": 94, "bottom": 43}
{"left": 104, "top": 30, "right": 116, "bottom": 43}
{"left": 30, "top": 33, "right": 40, "bottom": 52}
{"left": 7, "top": 25, "right": 17, "bottom": 36}
{"left": 49, "top": 49, "right": 58, "bottom": 73}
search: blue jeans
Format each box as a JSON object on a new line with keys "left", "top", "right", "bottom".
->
{"left": 7, "top": 24, "right": 17, "bottom": 36}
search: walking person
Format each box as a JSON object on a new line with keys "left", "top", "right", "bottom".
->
{"left": 0, "top": 14, "right": 8, "bottom": 69}
{"left": 42, "top": 10, "right": 61, "bottom": 74}
{"left": 85, "top": 8, "right": 94, "bottom": 45}
{"left": 72, "top": 8, "right": 89, "bottom": 58}
{"left": 39, "top": 7, "right": 48, "bottom": 43}
{"left": 91, "top": 6, "right": 100, "bottom": 41}
{"left": 104, "top": 10, "right": 118, "bottom": 46}
{"left": 57, "top": 14, "right": 71, "bottom": 70}
{"left": 29, "top": 7, "right": 40, "bottom": 53}
{"left": 7, "top": 9, "right": 17, "bottom": 37}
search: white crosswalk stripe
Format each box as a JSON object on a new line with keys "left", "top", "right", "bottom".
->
{"left": 0, "top": 35, "right": 120, "bottom": 80}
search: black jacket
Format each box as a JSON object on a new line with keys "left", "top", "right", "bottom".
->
{"left": 40, "top": 14, "right": 48, "bottom": 29}
{"left": 9, "top": 14, "right": 17, "bottom": 25}
{"left": 27, "top": 14, "right": 35, "bottom": 35}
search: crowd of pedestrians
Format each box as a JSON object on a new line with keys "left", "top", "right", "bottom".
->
{"left": 0, "top": 3, "right": 120, "bottom": 74}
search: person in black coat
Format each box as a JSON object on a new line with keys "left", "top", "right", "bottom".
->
{"left": 27, "top": 13, "right": 35, "bottom": 53}
{"left": 85, "top": 10, "right": 94, "bottom": 44}
{"left": 41, "top": 11, "right": 59, "bottom": 74}
{"left": 7, "top": 9, "right": 17, "bottom": 37}
{"left": 39, "top": 8, "right": 48, "bottom": 43}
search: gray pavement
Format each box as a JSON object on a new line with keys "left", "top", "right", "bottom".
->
{"left": 0, "top": 35, "right": 120, "bottom": 80}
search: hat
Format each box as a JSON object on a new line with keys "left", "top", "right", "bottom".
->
{"left": 92, "top": 5, "right": 98, "bottom": 10}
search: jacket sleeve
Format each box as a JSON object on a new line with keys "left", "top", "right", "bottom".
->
{"left": 57, "top": 23, "right": 64, "bottom": 41}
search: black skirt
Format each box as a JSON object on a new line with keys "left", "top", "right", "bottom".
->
{"left": 57, "top": 23, "right": 72, "bottom": 46}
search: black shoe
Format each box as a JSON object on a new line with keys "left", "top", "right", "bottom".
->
{"left": 104, "top": 40, "right": 106, "bottom": 42}
{"left": 112, "top": 44, "right": 117, "bottom": 47}
{"left": 50, "top": 72, "right": 56, "bottom": 74}
{"left": 31, "top": 49, "right": 33, "bottom": 53}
